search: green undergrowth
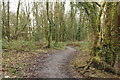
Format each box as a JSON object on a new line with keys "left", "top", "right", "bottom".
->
{"left": 2, "top": 40, "right": 45, "bottom": 51}
{"left": 51, "top": 41, "right": 66, "bottom": 50}
{"left": 118, "top": 54, "right": 120, "bottom": 60}
{"left": 78, "top": 41, "right": 91, "bottom": 51}
{"left": 66, "top": 41, "right": 91, "bottom": 52}
{"left": 2, "top": 40, "right": 66, "bottom": 51}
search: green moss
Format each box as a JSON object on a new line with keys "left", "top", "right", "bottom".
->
{"left": 93, "top": 56, "right": 100, "bottom": 62}
{"left": 2, "top": 40, "right": 41, "bottom": 51}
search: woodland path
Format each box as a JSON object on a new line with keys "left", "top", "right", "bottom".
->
{"left": 24, "top": 47, "right": 79, "bottom": 78}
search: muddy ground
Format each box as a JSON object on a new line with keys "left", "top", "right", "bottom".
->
{"left": 22, "top": 47, "right": 80, "bottom": 78}
{"left": 17, "top": 46, "right": 120, "bottom": 78}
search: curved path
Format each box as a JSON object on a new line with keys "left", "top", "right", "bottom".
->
{"left": 24, "top": 47, "right": 77, "bottom": 78}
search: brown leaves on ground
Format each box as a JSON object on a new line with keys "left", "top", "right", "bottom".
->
{"left": 2, "top": 47, "right": 48, "bottom": 78}
{"left": 67, "top": 42, "right": 81, "bottom": 47}
{"left": 72, "top": 51, "right": 120, "bottom": 78}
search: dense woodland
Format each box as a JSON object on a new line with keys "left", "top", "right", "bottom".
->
{"left": 1, "top": 0, "right": 120, "bottom": 78}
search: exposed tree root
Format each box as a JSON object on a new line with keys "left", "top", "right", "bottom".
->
{"left": 80, "top": 58, "right": 93, "bottom": 75}
{"left": 92, "top": 60, "right": 120, "bottom": 75}
{"left": 82, "top": 59, "right": 120, "bottom": 75}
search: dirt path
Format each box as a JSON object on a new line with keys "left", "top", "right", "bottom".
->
{"left": 23, "top": 47, "right": 77, "bottom": 78}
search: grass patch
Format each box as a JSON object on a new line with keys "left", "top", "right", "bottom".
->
{"left": 66, "top": 41, "right": 91, "bottom": 52}
{"left": 2, "top": 40, "right": 46, "bottom": 51}
{"left": 35, "top": 49, "right": 48, "bottom": 54}
{"left": 50, "top": 41, "right": 67, "bottom": 50}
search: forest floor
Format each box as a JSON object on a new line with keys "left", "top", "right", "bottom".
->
{"left": 72, "top": 50, "right": 120, "bottom": 78}
{"left": 21, "top": 46, "right": 120, "bottom": 78}
{"left": 2, "top": 41, "right": 120, "bottom": 78}
{"left": 22, "top": 46, "right": 81, "bottom": 78}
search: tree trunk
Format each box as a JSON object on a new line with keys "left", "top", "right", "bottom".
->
{"left": 46, "top": 2, "right": 52, "bottom": 48}
{"left": 7, "top": 0, "right": 10, "bottom": 42}
{"left": 14, "top": 0, "right": 20, "bottom": 40}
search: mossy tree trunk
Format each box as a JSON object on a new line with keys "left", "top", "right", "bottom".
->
{"left": 94, "top": 2, "right": 120, "bottom": 67}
